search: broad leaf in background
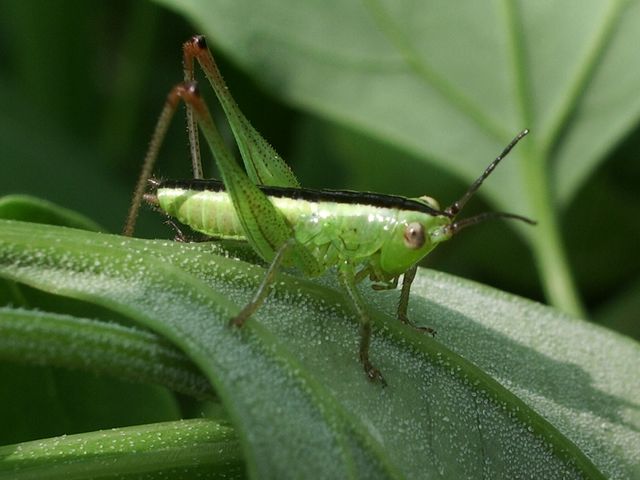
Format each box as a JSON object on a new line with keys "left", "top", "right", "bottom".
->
{"left": 1, "top": 219, "right": 639, "bottom": 478}
{"left": 156, "top": 0, "right": 640, "bottom": 317}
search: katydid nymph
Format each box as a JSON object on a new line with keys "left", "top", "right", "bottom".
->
{"left": 124, "top": 35, "right": 535, "bottom": 386}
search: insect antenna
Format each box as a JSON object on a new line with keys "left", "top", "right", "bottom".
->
{"left": 445, "top": 129, "right": 529, "bottom": 217}
{"left": 448, "top": 211, "right": 536, "bottom": 235}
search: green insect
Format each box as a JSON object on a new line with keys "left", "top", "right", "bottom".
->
{"left": 124, "top": 35, "right": 534, "bottom": 386}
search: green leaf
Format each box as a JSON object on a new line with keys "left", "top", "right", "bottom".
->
{"left": 0, "top": 195, "right": 103, "bottom": 231}
{"left": 2, "top": 220, "right": 638, "bottom": 479}
{"left": 0, "top": 418, "right": 243, "bottom": 479}
{"left": 0, "top": 307, "right": 214, "bottom": 400}
{"left": 0, "top": 363, "right": 182, "bottom": 447}
{"left": 155, "top": 0, "right": 640, "bottom": 316}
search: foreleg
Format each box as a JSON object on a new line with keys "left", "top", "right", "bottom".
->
{"left": 397, "top": 265, "right": 435, "bottom": 335}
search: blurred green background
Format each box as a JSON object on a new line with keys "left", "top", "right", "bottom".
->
{"left": 1, "top": 0, "right": 638, "bottom": 338}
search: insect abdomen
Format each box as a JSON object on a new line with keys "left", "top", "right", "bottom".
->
{"left": 156, "top": 188, "right": 246, "bottom": 239}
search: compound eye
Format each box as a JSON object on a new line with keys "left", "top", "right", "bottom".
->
{"left": 403, "top": 222, "right": 425, "bottom": 249}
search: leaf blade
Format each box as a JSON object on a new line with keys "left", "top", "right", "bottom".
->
{"left": 2, "top": 220, "right": 636, "bottom": 478}
{"left": 0, "top": 419, "right": 242, "bottom": 480}
{"left": 0, "top": 307, "right": 214, "bottom": 400}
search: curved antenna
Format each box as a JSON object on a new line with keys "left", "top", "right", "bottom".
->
{"left": 447, "top": 211, "right": 536, "bottom": 236}
{"left": 445, "top": 129, "right": 529, "bottom": 217}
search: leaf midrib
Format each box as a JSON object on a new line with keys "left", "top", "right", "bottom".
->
{"left": 362, "top": 0, "right": 509, "bottom": 142}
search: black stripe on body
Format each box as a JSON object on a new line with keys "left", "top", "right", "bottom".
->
{"left": 156, "top": 179, "right": 447, "bottom": 217}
